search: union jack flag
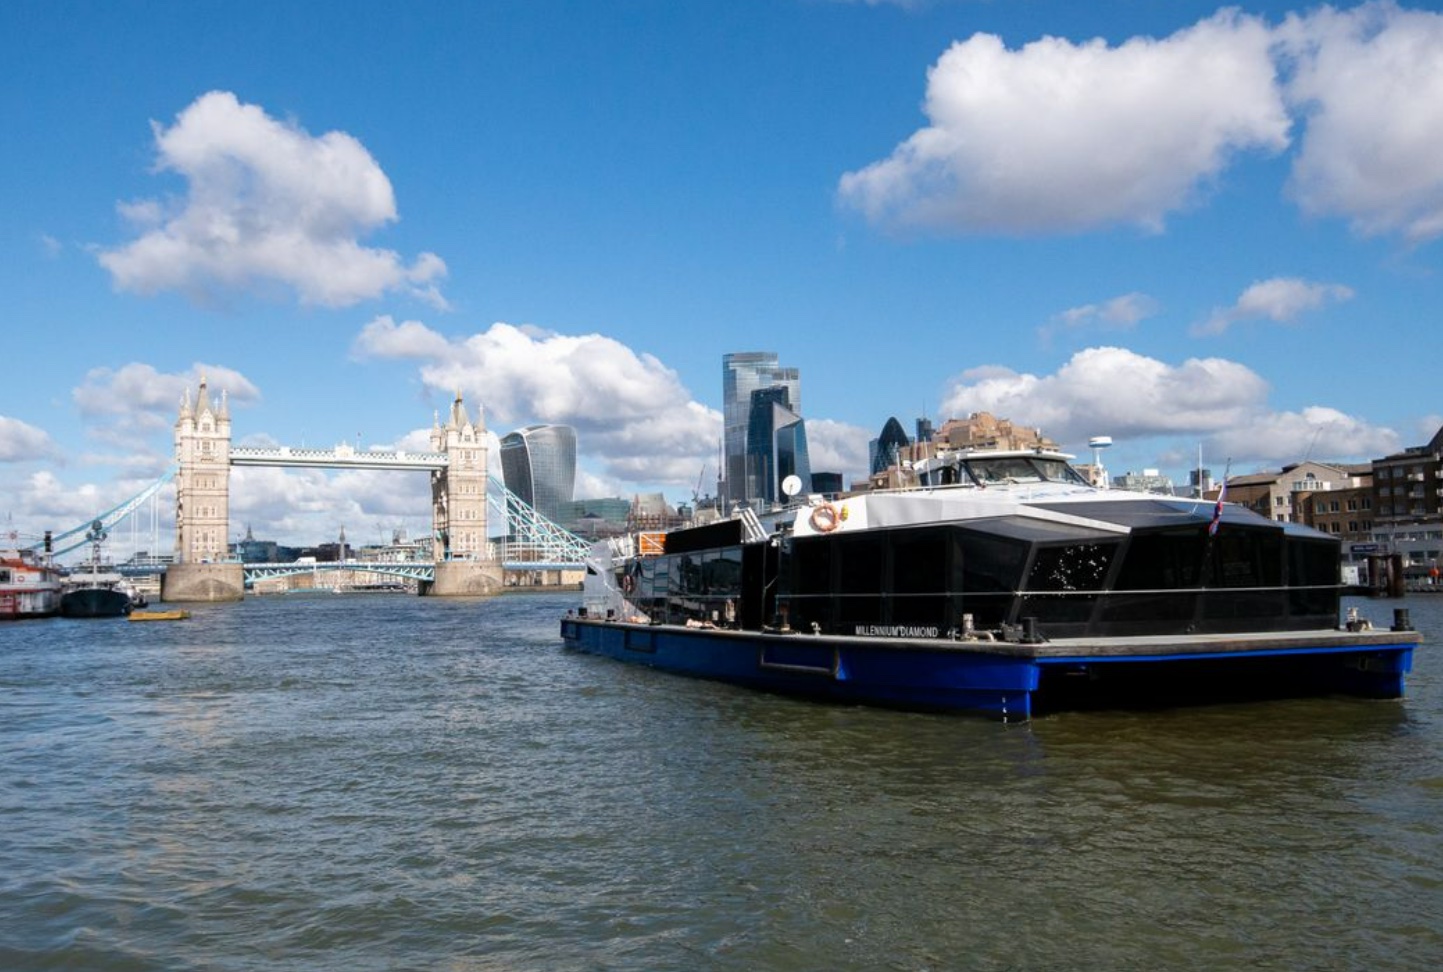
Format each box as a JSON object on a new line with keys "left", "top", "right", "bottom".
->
{"left": 1208, "top": 478, "right": 1227, "bottom": 536}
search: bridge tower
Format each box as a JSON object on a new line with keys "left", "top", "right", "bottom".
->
{"left": 162, "top": 376, "right": 244, "bottom": 601}
{"left": 423, "top": 391, "right": 503, "bottom": 596}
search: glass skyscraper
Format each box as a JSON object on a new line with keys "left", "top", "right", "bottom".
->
{"left": 870, "top": 416, "right": 911, "bottom": 475}
{"left": 746, "top": 387, "right": 812, "bottom": 507}
{"left": 722, "top": 352, "right": 800, "bottom": 508}
{"left": 499, "top": 424, "right": 577, "bottom": 527}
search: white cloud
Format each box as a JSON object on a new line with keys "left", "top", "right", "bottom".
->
{"left": 838, "top": 10, "right": 1288, "bottom": 233}
{"left": 354, "top": 318, "right": 723, "bottom": 491}
{"left": 1207, "top": 405, "right": 1399, "bottom": 465}
{"left": 72, "top": 361, "right": 261, "bottom": 447}
{"left": 229, "top": 465, "right": 434, "bottom": 544}
{"left": 938, "top": 345, "right": 1396, "bottom": 467}
{"left": 352, "top": 315, "right": 453, "bottom": 359}
{"left": 98, "top": 91, "right": 447, "bottom": 308}
{"left": 1194, "top": 277, "right": 1354, "bottom": 336}
{"left": 1280, "top": 2, "right": 1443, "bottom": 242}
{"left": 803, "top": 418, "right": 872, "bottom": 483}
{"left": 0, "top": 416, "right": 57, "bottom": 462}
{"left": 1042, "top": 292, "right": 1159, "bottom": 344}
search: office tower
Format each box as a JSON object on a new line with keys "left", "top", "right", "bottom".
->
{"left": 870, "top": 416, "right": 911, "bottom": 475}
{"left": 722, "top": 352, "right": 800, "bottom": 507}
{"left": 915, "top": 416, "right": 934, "bottom": 444}
{"left": 499, "top": 424, "right": 577, "bottom": 526}
{"left": 745, "top": 386, "right": 812, "bottom": 507}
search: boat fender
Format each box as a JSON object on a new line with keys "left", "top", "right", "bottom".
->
{"left": 810, "top": 503, "right": 841, "bottom": 533}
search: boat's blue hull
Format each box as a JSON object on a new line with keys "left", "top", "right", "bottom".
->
{"left": 560, "top": 618, "right": 1416, "bottom": 720}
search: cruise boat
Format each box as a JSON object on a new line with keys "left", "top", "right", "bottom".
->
{"left": 561, "top": 447, "right": 1422, "bottom": 720}
{"left": 1, "top": 546, "right": 63, "bottom": 620}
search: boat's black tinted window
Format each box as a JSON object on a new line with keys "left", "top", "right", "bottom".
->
{"left": 957, "top": 530, "right": 1028, "bottom": 593}
{"left": 790, "top": 538, "right": 831, "bottom": 596}
{"left": 891, "top": 529, "right": 949, "bottom": 594}
{"left": 1284, "top": 536, "right": 1334, "bottom": 587}
{"left": 1026, "top": 543, "right": 1117, "bottom": 592}
{"left": 1211, "top": 529, "right": 1283, "bottom": 588}
{"left": 639, "top": 556, "right": 665, "bottom": 597}
{"left": 704, "top": 548, "right": 743, "bottom": 596}
{"left": 673, "top": 554, "right": 701, "bottom": 595}
{"left": 1114, "top": 529, "right": 1205, "bottom": 589}
{"left": 838, "top": 534, "right": 885, "bottom": 595}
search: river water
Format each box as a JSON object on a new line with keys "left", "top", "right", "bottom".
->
{"left": 1, "top": 592, "right": 1439, "bottom": 971}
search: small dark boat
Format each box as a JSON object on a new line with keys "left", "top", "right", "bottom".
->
{"left": 59, "top": 520, "right": 133, "bottom": 618}
{"left": 60, "top": 585, "right": 132, "bottom": 618}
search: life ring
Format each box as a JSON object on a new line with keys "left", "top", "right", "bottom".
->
{"left": 620, "top": 572, "right": 635, "bottom": 593}
{"left": 810, "top": 503, "right": 841, "bottom": 533}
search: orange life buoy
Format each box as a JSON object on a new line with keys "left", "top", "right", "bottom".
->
{"left": 810, "top": 503, "right": 840, "bottom": 533}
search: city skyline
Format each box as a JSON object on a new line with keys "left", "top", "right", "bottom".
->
{"left": 5, "top": 1, "right": 1443, "bottom": 551}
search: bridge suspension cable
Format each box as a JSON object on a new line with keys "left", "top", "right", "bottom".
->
{"left": 486, "top": 475, "right": 591, "bottom": 565}
{"left": 40, "top": 464, "right": 178, "bottom": 559}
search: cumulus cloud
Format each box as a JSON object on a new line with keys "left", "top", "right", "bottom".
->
{"left": 938, "top": 345, "right": 1396, "bottom": 467}
{"left": 354, "top": 317, "right": 722, "bottom": 491}
{"left": 0, "top": 416, "right": 57, "bottom": 462}
{"left": 1194, "top": 277, "right": 1354, "bottom": 336}
{"left": 1280, "top": 2, "right": 1443, "bottom": 242}
{"left": 1207, "top": 405, "right": 1399, "bottom": 465}
{"left": 353, "top": 315, "right": 452, "bottom": 359}
{"left": 1041, "top": 292, "right": 1160, "bottom": 345}
{"left": 839, "top": 10, "right": 1289, "bottom": 233}
{"left": 802, "top": 418, "right": 872, "bottom": 483}
{"left": 72, "top": 361, "right": 261, "bottom": 447}
{"left": 840, "top": 3, "right": 1443, "bottom": 244}
{"left": 229, "top": 465, "right": 436, "bottom": 543}
{"left": 98, "top": 91, "right": 447, "bottom": 308}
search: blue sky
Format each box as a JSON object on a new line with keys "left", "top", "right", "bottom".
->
{"left": 4, "top": 0, "right": 1443, "bottom": 555}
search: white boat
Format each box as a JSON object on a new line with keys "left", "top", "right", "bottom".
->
{"left": 1, "top": 547, "right": 63, "bottom": 620}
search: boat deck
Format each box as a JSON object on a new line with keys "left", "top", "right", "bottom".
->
{"left": 573, "top": 618, "right": 1417, "bottom": 660}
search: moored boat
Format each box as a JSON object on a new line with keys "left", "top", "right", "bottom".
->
{"left": 58, "top": 520, "right": 133, "bottom": 618}
{"left": 562, "top": 447, "right": 1422, "bottom": 720}
{"left": 60, "top": 583, "right": 133, "bottom": 618}
{"left": 1, "top": 547, "right": 63, "bottom": 620}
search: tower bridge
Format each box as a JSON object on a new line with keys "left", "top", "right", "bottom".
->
{"left": 163, "top": 377, "right": 586, "bottom": 602}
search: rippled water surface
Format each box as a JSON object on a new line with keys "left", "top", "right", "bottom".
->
{"left": 2, "top": 592, "right": 1440, "bottom": 971}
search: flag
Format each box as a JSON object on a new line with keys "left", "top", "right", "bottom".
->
{"left": 1208, "top": 478, "right": 1227, "bottom": 536}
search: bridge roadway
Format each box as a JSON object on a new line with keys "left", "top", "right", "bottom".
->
{"left": 243, "top": 559, "right": 584, "bottom": 583}
{"left": 114, "top": 559, "right": 584, "bottom": 582}
{"left": 228, "top": 445, "right": 448, "bottom": 470}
